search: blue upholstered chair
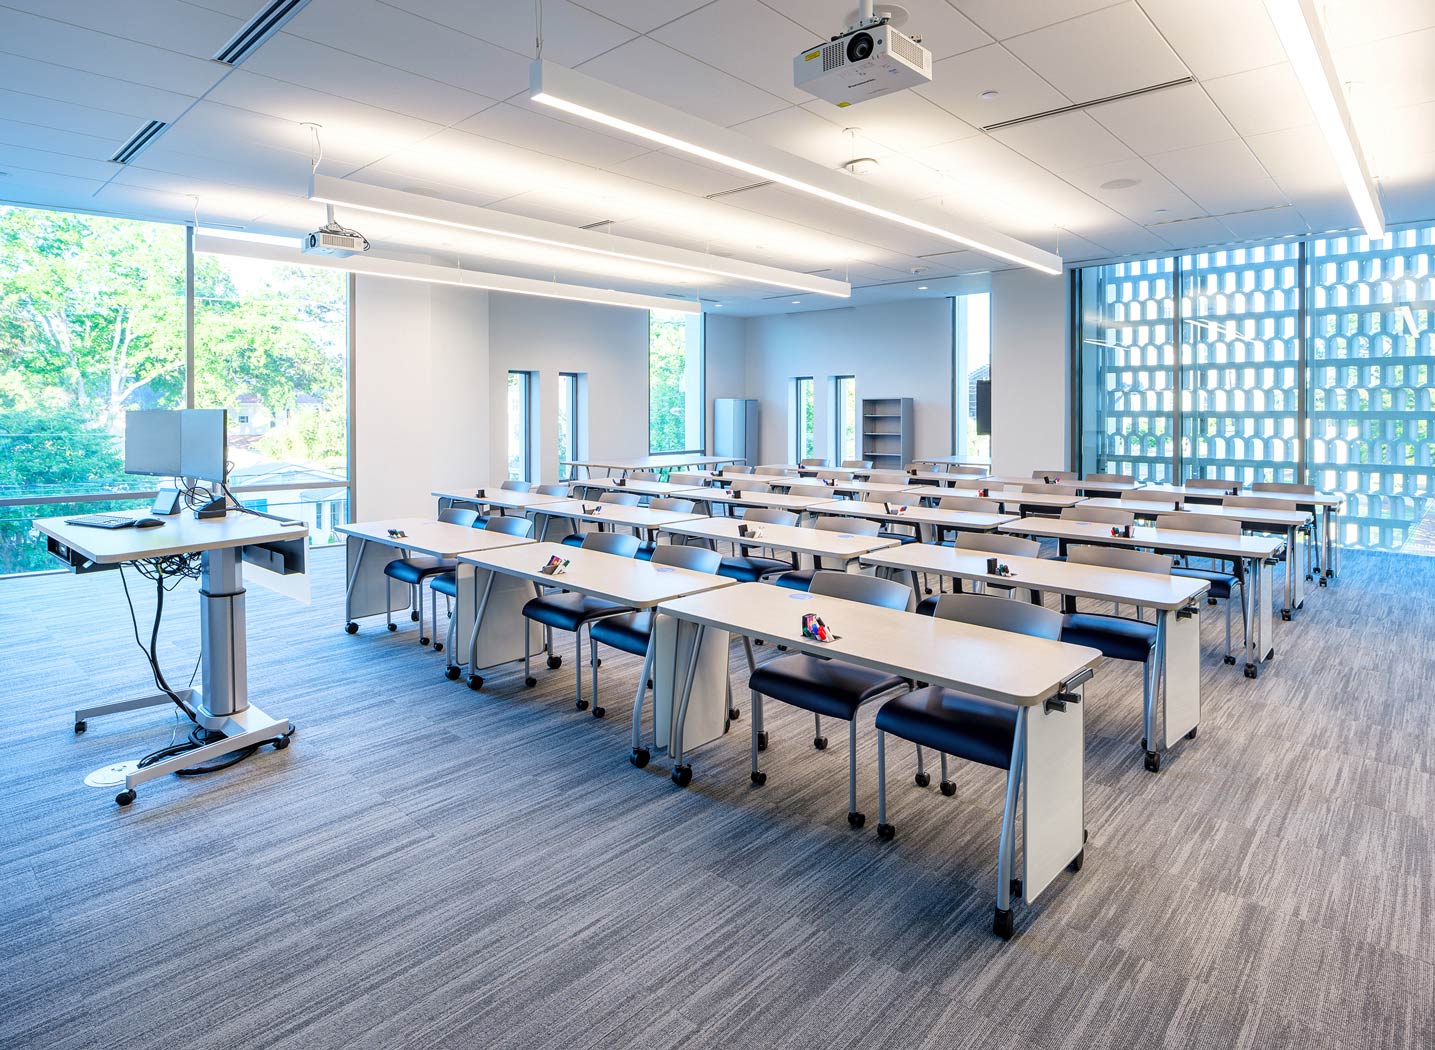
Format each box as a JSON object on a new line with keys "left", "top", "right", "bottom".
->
{"left": 717, "top": 507, "right": 798, "bottom": 582}
{"left": 747, "top": 570, "right": 912, "bottom": 829}
{"left": 774, "top": 517, "right": 879, "bottom": 592}
{"left": 560, "top": 490, "right": 641, "bottom": 547}
{"left": 918, "top": 532, "right": 1042, "bottom": 615}
{"left": 383, "top": 506, "right": 478, "bottom": 647}
{"left": 1155, "top": 511, "right": 1246, "bottom": 663}
{"left": 428, "top": 515, "right": 534, "bottom": 656}
{"left": 635, "top": 497, "right": 695, "bottom": 560}
{"left": 522, "top": 531, "right": 639, "bottom": 712}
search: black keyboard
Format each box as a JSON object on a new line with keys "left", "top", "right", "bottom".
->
{"left": 64, "top": 514, "right": 137, "bottom": 529}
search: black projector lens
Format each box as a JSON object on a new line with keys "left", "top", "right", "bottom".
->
{"left": 846, "top": 31, "right": 874, "bottom": 62}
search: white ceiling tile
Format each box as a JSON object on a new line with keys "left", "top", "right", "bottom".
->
{"left": 0, "top": 116, "right": 118, "bottom": 162}
{"left": 849, "top": 154, "right": 948, "bottom": 200}
{"left": 1004, "top": 3, "right": 1188, "bottom": 102}
{"left": 802, "top": 92, "right": 980, "bottom": 153}
{"left": 1244, "top": 125, "right": 1339, "bottom": 180}
{"left": 0, "top": 89, "right": 156, "bottom": 145}
{"left": 0, "top": 0, "right": 243, "bottom": 60}
{"left": 1147, "top": 138, "right": 1268, "bottom": 201}
{"left": 455, "top": 101, "right": 652, "bottom": 167}
{"left": 1334, "top": 27, "right": 1435, "bottom": 110}
{"left": 1089, "top": 82, "right": 1236, "bottom": 155}
{"left": 0, "top": 54, "right": 195, "bottom": 124}
{"left": 0, "top": 142, "right": 117, "bottom": 181}
{"left": 0, "top": 169, "right": 110, "bottom": 203}
{"left": 564, "top": 0, "right": 715, "bottom": 34}
{"left": 915, "top": 134, "right": 1051, "bottom": 188}
{"left": 1321, "top": 0, "right": 1435, "bottom": 48}
{"left": 655, "top": 0, "right": 831, "bottom": 104}
{"left": 1136, "top": 0, "right": 1286, "bottom": 79}
{"left": 600, "top": 150, "right": 746, "bottom": 197}
{"left": 1144, "top": 215, "right": 1236, "bottom": 252}
{"left": 1376, "top": 175, "right": 1435, "bottom": 225}
{"left": 1074, "top": 219, "right": 1173, "bottom": 255}
{"left": 1202, "top": 64, "right": 1314, "bottom": 138}
{"left": 766, "top": 0, "right": 993, "bottom": 60}
{"left": 915, "top": 44, "right": 1070, "bottom": 127}
{"left": 281, "top": 0, "right": 529, "bottom": 100}
{"left": 1217, "top": 205, "right": 1308, "bottom": 241}
{"left": 1291, "top": 193, "right": 1363, "bottom": 233}
{"left": 132, "top": 141, "right": 312, "bottom": 198}
{"left": 379, "top": 0, "right": 637, "bottom": 68}
{"left": 1060, "top": 158, "right": 1206, "bottom": 224}
{"left": 575, "top": 36, "right": 788, "bottom": 127}
{"left": 731, "top": 107, "right": 877, "bottom": 168}
{"left": 1181, "top": 176, "right": 1289, "bottom": 214}
{"left": 990, "top": 110, "right": 1134, "bottom": 172}
{"left": 948, "top": 0, "right": 1127, "bottom": 41}
{"left": 1052, "top": 230, "right": 1125, "bottom": 262}
{"left": 1366, "top": 100, "right": 1435, "bottom": 178}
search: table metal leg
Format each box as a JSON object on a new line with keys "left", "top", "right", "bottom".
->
{"left": 628, "top": 632, "right": 659, "bottom": 767}
{"left": 343, "top": 537, "right": 368, "bottom": 631}
{"left": 994, "top": 707, "right": 1028, "bottom": 936}
{"left": 669, "top": 623, "right": 707, "bottom": 787}
{"left": 462, "top": 570, "right": 497, "bottom": 689}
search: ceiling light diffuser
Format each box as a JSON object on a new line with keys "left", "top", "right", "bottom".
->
{"left": 311, "top": 175, "right": 849, "bottom": 298}
{"left": 529, "top": 60, "right": 1062, "bottom": 276}
{"left": 195, "top": 233, "right": 700, "bottom": 313}
{"left": 1262, "top": 0, "right": 1384, "bottom": 238}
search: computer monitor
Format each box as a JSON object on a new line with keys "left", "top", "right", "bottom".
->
{"left": 124, "top": 410, "right": 182, "bottom": 477}
{"left": 179, "top": 409, "right": 229, "bottom": 483}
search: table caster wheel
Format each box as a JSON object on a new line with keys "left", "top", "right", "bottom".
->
{"left": 757, "top": 731, "right": 768, "bottom": 751}
{"left": 273, "top": 734, "right": 290, "bottom": 750}
{"left": 433, "top": 642, "right": 444, "bottom": 653}
{"left": 1318, "top": 577, "right": 1328, "bottom": 587}
{"left": 74, "top": 720, "right": 86, "bottom": 734}
{"left": 1244, "top": 664, "right": 1257, "bottom": 679}
{"left": 993, "top": 907, "right": 1014, "bottom": 940}
{"left": 1281, "top": 610, "right": 1292, "bottom": 621}
{"left": 940, "top": 780, "right": 956, "bottom": 797}
{"left": 1185, "top": 727, "right": 1198, "bottom": 740}
{"left": 750, "top": 770, "right": 766, "bottom": 785}
{"left": 575, "top": 699, "right": 589, "bottom": 711}
{"left": 345, "top": 622, "right": 358, "bottom": 635}
{"left": 444, "top": 665, "right": 461, "bottom": 681}
{"left": 728, "top": 707, "right": 740, "bottom": 721}
{"left": 1223, "top": 655, "right": 1236, "bottom": 665}
{"left": 630, "top": 747, "right": 650, "bottom": 768}
{"left": 1011, "top": 878, "right": 1023, "bottom": 899}
{"left": 418, "top": 636, "right": 430, "bottom": 647}
{"left": 1068, "top": 848, "right": 1084, "bottom": 872}
{"left": 467, "top": 674, "right": 483, "bottom": 691}
{"left": 525, "top": 676, "right": 537, "bottom": 688}
{"left": 1207, "top": 597, "right": 1217, "bottom": 606}
{"left": 877, "top": 823, "right": 895, "bottom": 840}
{"left": 1140, "top": 737, "right": 1146, "bottom": 748}
{"left": 410, "top": 611, "right": 420, "bottom": 622}
{"left": 671, "top": 764, "right": 692, "bottom": 788}
{"left": 547, "top": 655, "right": 563, "bottom": 669}
{"left": 914, "top": 771, "right": 930, "bottom": 787}
{"left": 1144, "top": 751, "right": 1161, "bottom": 773}
{"left": 115, "top": 789, "right": 136, "bottom": 806}
{"left": 813, "top": 736, "right": 828, "bottom": 751}
{"left": 1084, "top": 828, "right": 1089, "bottom": 843}
{"left": 592, "top": 705, "right": 605, "bottom": 718}
{"left": 847, "top": 811, "right": 865, "bottom": 828}
{"left": 387, "top": 623, "right": 398, "bottom": 633}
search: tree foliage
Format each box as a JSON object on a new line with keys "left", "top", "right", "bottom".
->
{"left": 648, "top": 312, "right": 698, "bottom": 453}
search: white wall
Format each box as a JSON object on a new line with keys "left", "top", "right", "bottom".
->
{"left": 742, "top": 298, "right": 954, "bottom": 466}
{"left": 990, "top": 269, "right": 1069, "bottom": 477}
{"left": 702, "top": 312, "right": 747, "bottom": 447}
{"left": 352, "top": 276, "right": 490, "bottom": 519}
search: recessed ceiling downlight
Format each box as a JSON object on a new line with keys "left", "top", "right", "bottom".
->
{"left": 1100, "top": 178, "right": 1142, "bottom": 190}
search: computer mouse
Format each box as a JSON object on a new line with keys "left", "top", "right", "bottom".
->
{"left": 134, "top": 517, "right": 165, "bottom": 528}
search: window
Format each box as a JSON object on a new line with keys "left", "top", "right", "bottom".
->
{"left": 649, "top": 310, "right": 704, "bottom": 454}
{"left": 557, "top": 371, "right": 583, "bottom": 480}
{"left": 953, "top": 292, "right": 992, "bottom": 461}
{"left": 793, "top": 376, "right": 815, "bottom": 461}
{"left": 1075, "top": 223, "right": 1435, "bottom": 553}
{"left": 834, "top": 375, "right": 857, "bottom": 464}
{"left": 507, "top": 370, "right": 533, "bottom": 481}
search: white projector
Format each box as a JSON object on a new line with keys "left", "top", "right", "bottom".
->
{"left": 301, "top": 209, "right": 370, "bottom": 258}
{"left": 794, "top": 4, "right": 932, "bottom": 108}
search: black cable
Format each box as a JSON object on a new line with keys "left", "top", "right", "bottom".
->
{"left": 118, "top": 563, "right": 195, "bottom": 721}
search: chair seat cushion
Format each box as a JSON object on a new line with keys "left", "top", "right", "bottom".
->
{"left": 522, "top": 591, "right": 626, "bottom": 632}
{"left": 718, "top": 554, "right": 792, "bottom": 583}
{"left": 561, "top": 533, "right": 585, "bottom": 548}
{"left": 774, "top": 569, "right": 815, "bottom": 591}
{"left": 589, "top": 609, "right": 653, "bottom": 656}
{"left": 635, "top": 541, "right": 658, "bottom": 561}
{"left": 749, "top": 654, "right": 905, "bottom": 720}
{"left": 1061, "top": 612, "right": 1158, "bottom": 663}
{"left": 1171, "top": 566, "right": 1237, "bottom": 600}
{"left": 875, "top": 687, "right": 1018, "bottom": 770}
{"left": 384, "top": 555, "right": 455, "bottom": 584}
{"left": 429, "top": 571, "right": 458, "bottom": 597}
{"left": 879, "top": 529, "right": 920, "bottom": 545}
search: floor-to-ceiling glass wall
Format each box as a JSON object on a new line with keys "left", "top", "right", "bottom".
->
{"left": 953, "top": 292, "right": 992, "bottom": 462}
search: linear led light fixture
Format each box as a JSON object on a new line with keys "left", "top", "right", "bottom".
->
{"left": 1262, "top": 0, "right": 1384, "bottom": 238}
{"left": 194, "top": 233, "right": 699, "bottom": 314}
{"left": 529, "top": 60, "right": 1062, "bottom": 276}
{"left": 310, "top": 175, "right": 848, "bottom": 298}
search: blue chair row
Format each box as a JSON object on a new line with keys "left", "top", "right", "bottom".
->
{"left": 427, "top": 515, "right": 535, "bottom": 655}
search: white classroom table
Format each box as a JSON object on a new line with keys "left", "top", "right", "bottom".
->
{"left": 431, "top": 487, "right": 567, "bottom": 514}
{"left": 827, "top": 479, "right": 915, "bottom": 498}
{"left": 657, "top": 581, "right": 1100, "bottom": 936}
{"left": 560, "top": 455, "right": 746, "bottom": 478}
{"left": 999, "top": 517, "right": 1283, "bottom": 678}
{"left": 1081, "top": 497, "right": 1314, "bottom": 617}
{"left": 335, "top": 518, "right": 538, "bottom": 673}
{"left": 527, "top": 499, "right": 705, "bottom": 544}
{"left": 660, "top": 515, "right": 899, "bottom": 568}
{"left": 905, "top": 486, "right": 1089, "bottom": 512}
{"left": 861, "top": 544, "right": 1208, "bottom": 772}
{"left": 672, "top": 487, "right": 839, "bottom": 514}
{"left": 808, "top": 499, "right": 1015, "bottom": 542}
{"left": 907, "top": 456, "right": 992, "bottom": 471}
{"left": 567, "top": 477, "right": 695, "bottom": 499}
{"left": 987, "top": 476, "right": 1144, "bottom": 496}
{"left": 456, "top": 542, "right": 736, "bottom": 756}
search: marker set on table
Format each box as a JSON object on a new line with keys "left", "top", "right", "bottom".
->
{"left": 540, "top": 555, "right": 570, "bottom": 576}
{"left": 801, "top": 613, "right": 837, "bottom": 642}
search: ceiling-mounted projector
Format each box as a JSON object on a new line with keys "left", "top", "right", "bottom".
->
{"left": 301, "top": 205, "right": 370, "bottom": 258}
{"left": 794, "top": 1, "right": 932, "bottom": 108}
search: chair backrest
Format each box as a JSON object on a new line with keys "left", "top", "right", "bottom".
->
{"left": 1186, "top": 478, "right": 1239, "bottom": 491}
{"left": 535, "top": 484, "right": 569, "bottom": 497}
{"left": 651, "top": 544, "right": 721, "bottom": 573}
{"left": 599, "top": 491, "right": 641, "bottom": 506}
{"left": 438, "top": 507, "right": 479, "bottom": 526}
{"left": 1022, "top": 481, "right": 1078, "bottom": 495}
{"left": 1032, "top": 469, "right": 1077, "bottom": 481}
{"left": 813, "top": 515, "right": 879, "bottom": 536}
{"left": 733, "top": 482, "right": 771, "bottom": 494}
{"left": 581, "top": 531, "right": 640, "bottom": 557}
{"left": 1222, "top": 495, "right": 1291, "bottom": 511}
{"left": 501, "top": 480, "right": 532, "bottom": 492}
{"left": 1156, "top": 512, "right": 1241, "bottom": 535}
{"left": 799, "top": 458, "right": 828, "bottom": 467}
{"left": 668, "top": 472, "right": 707, "bottom": 487}
{"left": 629, "top": 471, "right": 660, "bottom": 481}
{"left": 786, "top": 484, "right": 832, "bottom": 498}
{"left": 866, "top": 470, "right": 908, "bottom": 485}
{"left": 1119, "top": 489, "right": 1170, "bottom": 502}
{"left": 809, "top": 569, "right": 912, "bottom": 611}
{"left": 953, "top": 532, "right": 1039, "bottom": 558}
{"left": 649, "top": 497, "right": 695, "bottom": 513}
{"left": 1068, "top": 543, "right": 1172, "bottom": 574}
{"left": 1253, "top": 482, "right": 1315, "bottom": 496}
{"left": 931, "top": 593, "right": 1062, "bottom": 640}
{"left": 841, "top": 459, "right": 874, "bottom": 469}
{"left": 754, "top": 465, "right": 792, "bottom": 476}
{"left": 1060, "top": 506, "right": 1134, "bottom": 526}
{"left": 1084, "top": 473, "right": 1136, "bottom": 485}
{"left": 484, "top": 515, "right": 534, "bottom": 538}
{"left": 742, "top": 507, "right": 798, "bottom": 527}
{"left": 939, "top": 496, "right": 1000, "bottom": 513}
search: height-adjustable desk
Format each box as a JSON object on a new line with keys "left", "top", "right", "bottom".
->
{"left": 34, "top": 513, "right": 310, "bottom": 805}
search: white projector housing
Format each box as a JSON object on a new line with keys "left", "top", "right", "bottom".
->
{"left": 794, "top": 18, "right": 932, "bottom": 108}
{"left": 301, "top": 226, "right": 369, "bottom": 258}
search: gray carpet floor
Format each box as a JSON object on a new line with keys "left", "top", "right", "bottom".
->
{"left": 2, "top": 546, "right": 1432, "bottom": 1050}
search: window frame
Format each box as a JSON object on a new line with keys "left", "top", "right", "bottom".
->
{"left": 793, "top": 375, "right": 815, "bottom": 462}
{"left": 506, "top": 369, "right": 534, "bottom": 482}
{"left": 557, "top": 370, "right": 582, "bottom": 481}
{"left": 833, "top": 375, "right": 857, "bottom": 465}
{"left": 646, "top": 311, "right": 706, "bottom": 456}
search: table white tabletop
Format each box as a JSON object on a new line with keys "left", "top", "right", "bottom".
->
{"left": 910, "top": 486, "right": 1088, "bottom": 510}
{"left": 660, "top": 516, "right": 899, "bottom": 559}
{"left": 458, "top": 541, "right": 735, "bottom": 608}
{"left": 829, "top": 480, "right": 915, "bottom": 497}
{"left": 809, "top": 499, "right": 1015, "bottom": 531}
{"left": 337, "top": 517, "right": 535, "bottom": 558}
{"left": 1080, "top": 497, "right": 1311, "bottom": 528}
{"left": 659, "top": 582, "right": 1100, "bottom": 707}
{"left": 999, "top": 517, "right": 1283, "bottom": 559}
{"left": 568, "top": 478, "right": 694, "bottom": 498}
{"left": 1139, "top": 484, "right": 1343, "bottom": 508}
{"left": 35, "top": 511, "right": 309, "bottom": 564}
{"left": 531, "top": 500, "right": 705, "bottom": 531}
{"left": 431, "top": 487, "right": 568, "bottom": 510}
{"left": 561, "top": 455, "right": 744, "bottom": 471}
{"left": 674, "top": 487, "right": 836, "bottom": 511}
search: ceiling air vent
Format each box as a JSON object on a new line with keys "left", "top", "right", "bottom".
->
{"left": 110, "top": 121, "right": 169, "bottom": 165}
{"left": 214, "top": 0, "right": 312, "bottom": 65}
